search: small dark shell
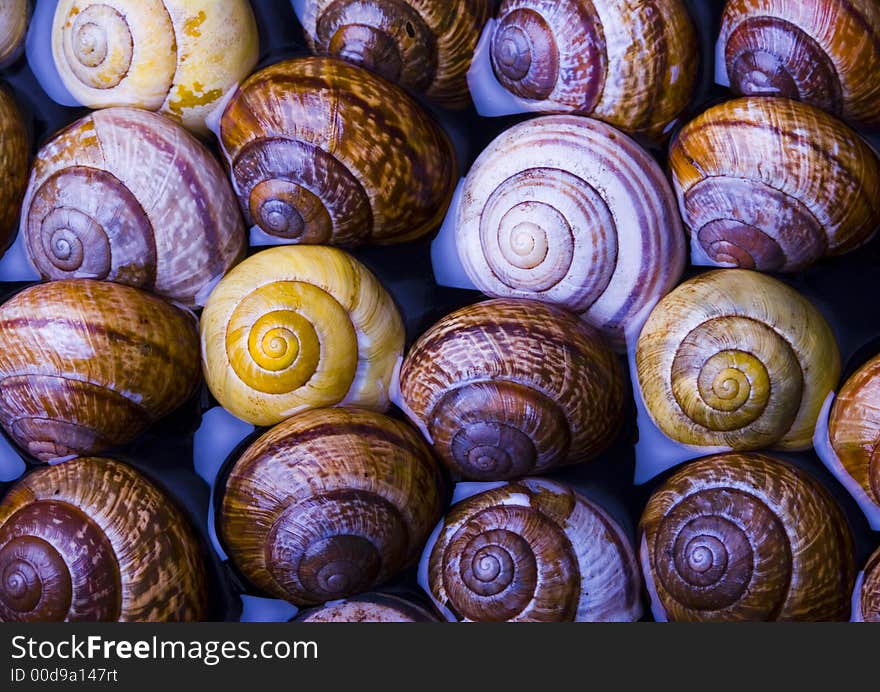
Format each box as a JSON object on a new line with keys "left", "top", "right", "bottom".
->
{"left": 0, "top": 86, "right": 28, "bottom": 254}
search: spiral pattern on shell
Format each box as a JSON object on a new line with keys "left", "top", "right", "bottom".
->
{"left": 721, "top": 0, "right": 880, "bottom": 127}
{"left": 829, "top": 354, "right": 880, "bottom": 510}
{"left": 218, "top": 57, "right": 456, "bottom": 246}
{"left": 860, "top": 548, "right": 880, "bottom": 622}
{"left": 0, "top": 86, "right": 28, "bottom": 254}
{"left": 20, "top": 108, "right": 245, "bottom": 307}
{"left": 670, "top": 98, "right": 880, "bottom": 272}
{"left": 301, "top": 0, "right": 492, "bottom": 109}
{"left": 398, "top": 299, "right": 624, "bottom": 481}
{"left": 0, "top": 280, "right": 201, "bottom": 462}
{"left": 457, "top": 115, "right": 685, "bottom": 349}
{"left": 51, "top": 0, "right": 259, "bottom": 134}
{"left": 295, "top": 593, "right": 440, "bottom": 622}
{"left": 0, "top": 0, "right": 28, "bottom": 67}
{"left": 0, "top": 457, "right": 206, "bottom": 622}
{"left": 201, "top": 246, "right": 404, "bottom": 427}
{"left": 220, "top": 407, "right": 443, "bottom": 606}
{"left": 425, "top": 478, "right": 641, "bottom": 622}
{"left": 489, "top": 0, "right": 698, "bottom": 138}
{"left": 636, "top": 270, "right": 840, "bottom": 451}
{"left": 640, "top": 453, "right": 855, "bottom": 621}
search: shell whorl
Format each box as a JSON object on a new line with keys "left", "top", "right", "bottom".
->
{"left": 425, "top": 478, "right": 642, "bottom": 622}
{"left": 636, "top": 270, "right": 840, "bottom": 451}
{"left": 489, "top": 0, "right": 698, "bottom": 138}
{"left": 829, "top": 354, "right": 880, "bottom": 509}
{"left": 201, "top": 246, "right": 404, "bottom": 427}
{"left": 670, "top": 98, "right": 880, "bottom": 272}
{"left": 457, "top": 115, "right": 685, "bottom": 349}
{"left": 218, "top": 57, "right": 456, "bottom": 246}
{"left": 220, "top": 407, "right": 443, "bottom": 606}
{"left": 720, "top": 0, "right": 880, "bottom": 127}
{"left": 0, "top": 457, "right": 207, "bottom": 622}
{"left": 640, "top": 453, "right": 855, "bottom": 621}
{"left": 51, "top": 0, "right": 259, "bottom": 134}
{"left": 21, "top": 108, "right": 245, "bottom": 308}
{"left": 0, "top": 87, "right": 28, "bottom": 253}
{"left": 861, "top": 548, "right": 880, "bottom": 622}
{"left": 0, "top": 0, "right": 29, "bottom": 67}
{"left": 295, "top": 593, "right": 440, "bottom": 622}
{"left": 0, "top": 280, "right": 201, "bottom": 462}
{"left": 399, "top": 299, "right": 624, "bottom": 481}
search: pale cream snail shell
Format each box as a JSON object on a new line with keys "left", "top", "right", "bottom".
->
{"left": 0, "top": 0, "right": 29, "bottom": 67}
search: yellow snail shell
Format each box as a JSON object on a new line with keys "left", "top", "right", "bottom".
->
{"left": 50, "top": 0, "right": 259, "bottom": 134}
{"left": 220, "top": 407, "right": 444, "bottom": 606}
{"left": 0, "top": 0, "right": 29, "bottom": 66}
{"left": 640, "top": 453, "right": 855, "bottom": 621}
{"left": 859, "top": 547, "right": 880, "bottom": 622}
{"left": 0, "top": 457, "right": 207, "bottom": 622}
{"left": 398, "top": 298, "right": 625, "bottom": 481}
{"left": 0, "top": 86, "right": 28, "bottom": 254}
{"left": 299, "top": 0, "right": 493, "bottom": 109}
{"left": 424, "top": 478, "right": 642, "bottom": 622}
{"left": 636, "top": 269, "right": 840, "bottom": 451}
{"left": 456, "top": 115, "right": 686, "bottom": 349}
{"left": 20, "top": 107, "right": 246, "bottom": 307}
{"left": 670, "top": 97, "right": 880, "bottom": 272}
{"left": 489, "top": 0, "right": 698, "bottom": 139}
{"left": 295, "top": 593, "right": 440, "bottom": 622}
{"left": 201, "top": 245, "right": 405, "bottom": 427}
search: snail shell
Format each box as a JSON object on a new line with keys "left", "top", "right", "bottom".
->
{"left": 220, "top": 407, "right": 444, "bottom": 606}
{"left": 299, "top": 0, "right": 492, "bottom": 109}
{"left": 636, "top": 269, "right": 840, "bottom": 451}
{"left": 0, "top": 0, "right": 28, "bottom": 67}
{"left": 0, "top": 279, "right": 201, "bottom": 462}
{"left": 640, "top": 453, "right": 855, "bottom": 621}
{"left": 859, "top": 547, "right": 880, "bottom": 622}
{"left": 720, "top": 0, "right": 880, "bottom": 128}
{"left": 0, "top": 85, "right": 28, "bottom": 253}
{"left": 50, "top": 0, "right": 259, "bottom": 134}
{"left": 456, "top": 115, "right": 685, "bottom": 348}
{"left": 0, "top": 457, "right": 207, "bottom": 622}
{"left": 295, "top": 593, "right": 440, "bottom": 622}
{"left": 424, "top": 478, "right": 642, "bottom": 622}
{"left": 829, "top": 354, "right": 880, "bottom": 513}
{"left": 489, "top": 0, "right": 698, "bottom": 139}
{"left": 201, "top": 245, "right": 405, "bottom": 427}
{"left": 670, "top": 97, "right": 880, "bottom": 272}
{"left": 399, "top": 299, "right": 624, "bottom": 481}
{"left": 217, "top": 56, "right": 457, "bottom": 246}
{"left": 20, "top": 107, "right": 245, "bottom": 307}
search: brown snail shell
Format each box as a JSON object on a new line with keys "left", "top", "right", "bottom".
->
{"left": 217, "top": 56, "right": 457, "bottom": 246}
{"left": 424, "top": 478, "right": 642, "bottom": 622}
{"left": 0, "top": 279, "right": 201, "bottom": 462}
{"left": 0, "top": 457, "right": 207, "bottom": 622}
{"left": 639, "top": 453, "right": 855, "bottom": 621}
{"left": 398, "top": 298, "right": 625, "bottom": 481}
{"left": 859, "top": 547, "right": 880, "bottom": 622}
{"left": 295, "top": 593, "right": 440, "bottom": 622}
{"left": 670, "top": 97, "right": 880, "bottom": 272}
{"left": 720, "top": 0, "right": 880, "bottom": 128}
{"left": 0, "top": 0, "right": 28, "bottom": 67}
{"left": 0, "top": 85, "right": 28, "bottom": 254}
{"left": 636, "top": 269, "right": 840, "bottom": 452}
{"left": 829, "top": 354, "right": 880, "bottom": 514}
{"left": 456, "top": 115, "right": 686, "bottom": 348}
{"left": 20, "top": 107, "right": 246, "bottom": 307}
{"left": 219, "top": 406, "right": 444, "bottom": 607}
{"left": 299, "top": 0, "right": 492, "bottom": 109}
{"left": 489, "top": 0, "right": 698, "bottom": 139}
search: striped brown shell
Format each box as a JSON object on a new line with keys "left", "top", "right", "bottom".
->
{"left": 299, "top": 0, "right": 492, "bottom": 109}
{"left": 0, "top": 86, "right": 28, "bottom": 254}
{"left": 636, "top": 270, "right": 840, "bottom": 452}
{"left": 0, "top": 0, "right": 28, "bottom": 67}
{"left": 456, "top": 115, "right": 685, "bottom": 348}
{"left": 829, "top": 354, "right": 880, "bottom": 513}
{"left": 0, "top": 280, "right": 201, "bottom": 462}
{"left": 489, "top": 0, "right": 698, "bottom": 139}
{"left": 424, "top": 478, "right": 642, "bottom": 622}
{"left": 859, "top": 547, "right": 880, "bottom": 622}
{"left": 0, "top": 457, "right": 207, "bottom": 622}
{"left": 640, "top": 453, "right": 855, "bottom": 621}
{"left": 20, "top": 108, "right": 246, "bottom": 307}
{"left": 217, "top": 57, "right": 457, "bottom": 246}
{"left": 398, "top": 299, "right": 624, "bottom": 481}
{"left": 220, "top": 407, "right": 444, "bottom": 606}
{"left": 295, "top": 593, "right": 440, "bottom": 622}
{"left": 721, "top": 0, "right": 880, "bottom": 128}
{"left": 670, "top": 97, "right": 880, "bottom": 272}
